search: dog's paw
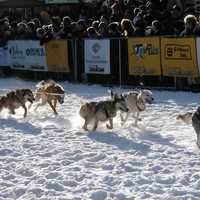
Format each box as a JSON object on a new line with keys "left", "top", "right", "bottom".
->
{"left": 106, "top": 124, "right": 113, "bottom": 129}
{"left": 82, "top": 126, "right": 88, "bottom": 131}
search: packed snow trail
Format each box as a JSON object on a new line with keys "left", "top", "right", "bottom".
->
{"left": 0, "top": 78, "right": 200, "bottom": 200}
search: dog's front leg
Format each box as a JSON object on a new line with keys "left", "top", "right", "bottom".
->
{"left": 121, "top": 112, "right": 129, "bottom": 125}
{"left": 34, "top": 99, "right": 46, "bottom": 111}
{"left": 28, "top": 103, "right": 33, "bottom": 109}
{"left": 134, "top": 112, "right": 140, "bottom": 127}
{"left": 106, "top": 118, "right": 113, "bottom": 129}
{"left": 92, "top": 119, "right": 98, "bottom": 131}
{"left": 53, "top": 99, "right": 57, "bottom": 109}
{"left": 22, "top": 105, "right": 27, "bottom": 118}
{"left": 9, "top": 108, "right": 16, "bottom": 115}
{"left": 82, "top": 118, "right": 89, "bottom": 131}
{"left": 48, "top": 101, "right": 58, "bottom": 115}
{"left": 197, "top": 133, "right": 200, "bottom": 148}
{"left": 120, "top": 112, "right": 125, "bottom": 122}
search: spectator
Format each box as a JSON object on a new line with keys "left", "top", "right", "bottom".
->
{"left": 0, "top": 18, "right": 12, "bottom": 45}
{"left": 27, "top": 21, "right": 37, "bottom": 39}
{"left": 76, "top": 19, "right": 87, "bottom": 38}
{"left": 100, "top": 15, "right": 109, "bottom": 26}
{"left": 120, "top": 18, "right": 135, "bottom": 37}
{"left": 92, "top": 20, "right": 99, "bottom": 31}
{"left": 51, "top": 16, "right": 61, "bottom": 39}
{"left": 86, "top": 26, "right": 99, "bottom": 38}
{"left": 180, "top": 14, "right": 200, "bottom": 37}
{"left": 16, "top": 22, "right": 29, "bottom": 39}
{"left": 98, "top": 21, "right": 108, "bottom": 37}
{"left": 132, "top": 12, "right": 146, "bottom": 37}
{"left": 59, "top": 16, "right": 72, "bottom": 39}
{"left": 110, "top": 0, "right": 123, "bottom": 22}
{"left": 32, "top": 18, "right": 41, "bottom": 29}
{"left": 107, "top": 22, "right": 121, "bottom": 37}
{"left": 145, "top": 20, "right": 163, "bottom": 36}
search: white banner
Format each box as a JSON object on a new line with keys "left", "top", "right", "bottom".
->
{"left": 7, "top": 40, "right": 47, "bottom": 71}
{"left": 0, "top": 47, "right": 8, "bottom": 67}
{"left": 84, "top": 39, "right": 110, "bottom": 74}
{"left": 196, "top": 38, "right": 200, "bottom": 75}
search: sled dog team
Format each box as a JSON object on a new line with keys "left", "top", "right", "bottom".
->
{"left": 0, "top": 80, "right": 200, "bottom": 147}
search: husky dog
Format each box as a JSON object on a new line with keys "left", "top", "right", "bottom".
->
{"left": 34, "top": 80, "right": 65, "bottom": 115}
{"left": 120, "top": 89, "right": 154, "bottom": 126}
{"left": 176, "top": 112, "right": 193, "bottom": 124}
{"left": 0, "top": 89, "right": 35, "bottom": 118}
{"left": 192, "top": 107, "right": 200, "bottom": 147}
{"left": 79, "top": 92, "right": 128, "bottom": 131}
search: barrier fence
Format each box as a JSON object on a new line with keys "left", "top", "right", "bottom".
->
{"left": 1, "top": 37, "right": 200, "bottom": 88}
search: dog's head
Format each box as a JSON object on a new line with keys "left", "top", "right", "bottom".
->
{"left": 109, "top": 90, "right": 129, "bottom": 112}
{"left": 139, "top": 89, "right": 154, "bottom": 104}
{"left": 176, "top": 114, "right": 183, "bottom": 121}
{"left": 36, "top": 80, "right": 46, "bottom": 89}
{"left": 18, "top": 89, "right": 35, "bottom": 103}
{"left": 196, "top": 107, "right": 200, "bottom": 115}
{"left": 55, "top": 84, "right": 65, "bottom": 104}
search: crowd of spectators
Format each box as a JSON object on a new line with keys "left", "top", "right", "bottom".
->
{"left": 0, "top": 0, "right": 200, "bottom": 45}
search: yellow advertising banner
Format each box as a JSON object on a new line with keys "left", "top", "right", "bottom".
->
{"left": 128, "top": 37, "right": 161, "bottom": 76}
{"left": 45, "top": 40, "right": 70, "bottom": 72}
{"left": 161, "top": 38, "right": 198, "bottom": 77}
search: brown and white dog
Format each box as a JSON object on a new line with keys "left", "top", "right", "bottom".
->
{"left": 176, "top": 109, "right": 200, "bottom": 147}
{"left": 176, "top": 112, "right": 193, "bottom": 124}
{"left": 34, "top": 80, "right": 65, "bottom": 115}
{"left": 0, "top": 89, "right": 35, "bottom": 118}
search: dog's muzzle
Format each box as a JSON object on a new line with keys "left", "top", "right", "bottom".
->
{"left": 59, "top": 95, "right": 65, "bottom": 104}
{"left": 59, "top": 99, "right": 64, "bottom": 104}
{"left": 147, "top": 98, "right": 154, "bottom": 104}
{"left": 28, "top": 97, "right": 35, "bottom": 103}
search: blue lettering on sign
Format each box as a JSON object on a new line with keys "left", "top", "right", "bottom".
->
{"left": 9, "top": 46, "right": 23, "bottom": 57}
{"left": 132, "top": 44, "right": 159, "bottom": 59}
{"left": 26, "top": 48, "right": 45, "bottom": 56}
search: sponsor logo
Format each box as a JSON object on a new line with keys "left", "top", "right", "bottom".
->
{"left": 9, "top": 46, "right": 24, "bottom": 57}
{"left": 165, "top": 44, "right": 192, "bottom": 60}
{"left": 132, "top": 44, "right": 159, "bottom": 59}
{"left": 92, "top": 43, "right": 101, "bottom": 54}
{"left": 26, "top": 48, "right": 45, "bottom": 56}
{"left": 89, "top": 65, "right": 104, "bottom": 72}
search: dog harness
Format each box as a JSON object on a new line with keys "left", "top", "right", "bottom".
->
{"left": 136, "top": 100, "right": 145, "bottom": 112}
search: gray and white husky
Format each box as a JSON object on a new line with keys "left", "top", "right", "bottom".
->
{"left": 120, "top": 89, "right": 154, "bottom": 126}
{"left": 79, "top": 91, "right": 128, "bottom": 131}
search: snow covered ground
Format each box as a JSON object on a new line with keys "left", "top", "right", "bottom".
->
{"left": 0, "top": 78, "right": 200, "bottom": 200}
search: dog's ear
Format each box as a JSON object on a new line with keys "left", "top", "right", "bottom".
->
{"left": 137, "top": 90, "right": 142, "bottom": 100}
{"left": 6, "top": 92, "right": 14, "bottom": 98}
{"left": 108, "top": 90, "right": 114, "bottom": 99}
{"left": 197, "top": 107, "right": 200, "bottom": 114}
{"left": 36, "top": 80, "right": 45, "bottom": 88}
